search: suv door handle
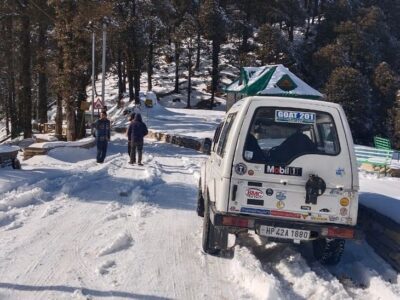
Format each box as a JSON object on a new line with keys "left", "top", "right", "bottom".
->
{"left": 232, "top": 185, "right": 238, "bottom": 201}
{"left": 336, "top": 185, "right": 344, "bottom": 191}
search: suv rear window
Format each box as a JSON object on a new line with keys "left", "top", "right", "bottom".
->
{"left": 243, "top": 107, "right": 340, "bottom": 165}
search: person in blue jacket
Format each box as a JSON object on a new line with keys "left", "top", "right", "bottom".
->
{"left": 126, "top": 113, "right": 135, "bottom": 156}
{"left": 127, "top": 113, "right": 148, "bottom": 165}
{"left": 94, "top": 111, "right": 111, "bottom": 163}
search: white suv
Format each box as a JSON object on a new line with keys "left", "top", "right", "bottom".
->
{"left": 198, "top": 96, "right": 360, "bottom": 264}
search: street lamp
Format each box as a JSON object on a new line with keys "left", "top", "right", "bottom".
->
{"left": 88, "top": 19, "right": 107, "bottom": 120}
{"left": 88, "top": 21, "right": 95, "bottom": 123}
{"left": 101, "top": 21, "right": 107, "bottom": 110}
{"left": 92, "top": 29, "right": 95, "bottom": 123}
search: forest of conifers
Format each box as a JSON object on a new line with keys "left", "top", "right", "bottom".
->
{"left": 0, "top": 0, "right": 399, "bottom": 147}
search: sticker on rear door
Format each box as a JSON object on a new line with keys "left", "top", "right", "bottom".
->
{"left": 265, "top": 165, "right": 302, "bottom": 176}
{"left": 275, "top": 110, "right": 316, "bottom": 124}
{"left": 245, "top": 188, "right": 264, "bottom": 198}
{"left": 235, "top": 163, "right": 247, "bottom": 175}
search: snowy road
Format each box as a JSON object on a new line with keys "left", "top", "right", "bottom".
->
{"left": 0, "top": 134, "right": 399, "bottom": 299}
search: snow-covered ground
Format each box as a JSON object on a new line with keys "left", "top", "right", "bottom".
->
{"left": 111, "top": 102, "right": 224, "bottom": 141}
{"left": 1, "top": 128, "right": 400, "bottom": 299}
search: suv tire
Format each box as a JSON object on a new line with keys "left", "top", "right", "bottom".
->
{"left": 202, "top": 193, "right": 228, "bottom": 255}
{"left": 313, "top": 238, "right": 345, "bottom": 265}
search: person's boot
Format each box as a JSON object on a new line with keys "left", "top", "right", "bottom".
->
{"left": 138, "top": 151, "right": 143, "bottom": 166}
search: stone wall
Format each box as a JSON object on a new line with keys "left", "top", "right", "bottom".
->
{"left": 116, "top": 127, "right": 210, "bottom": 154}
{"left": 147, "top": 131, "right": 202, "bottom": 152}
{"left": 358, "top": 204, "right": 400, "bottom": 272}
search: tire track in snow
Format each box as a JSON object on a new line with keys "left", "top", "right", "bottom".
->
{"left": 317, "top": 241, "right": 400, "bottom": 299}
{"left": 108, "top": 152, "right": 245, "bottom": 299}
{"left": 235, "top": 232, "right": 400, "bottom": 300}
{"left": 235, "top": 233, "right": 352, "bottom": 299}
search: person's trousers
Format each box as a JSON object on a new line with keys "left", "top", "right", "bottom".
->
{"left": 130, "top": 141, "right": 143, "bottom": 163}
{"left": 97, "top": 140, "right": 108, "bottom": 163}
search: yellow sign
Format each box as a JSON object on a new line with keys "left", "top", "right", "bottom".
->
{"left": 80, "top": 101, "right": 91, "bottom": 111}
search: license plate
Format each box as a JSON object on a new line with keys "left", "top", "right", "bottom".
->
{"left": 259, "top": 225, "right": 310, "bottom": 240}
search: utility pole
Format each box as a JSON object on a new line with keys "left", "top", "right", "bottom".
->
{"left": 91, "top": 31, "right": 95, "bottom": 123}
{"left": 101, "top": 22, "right": 107, "bottom": 109}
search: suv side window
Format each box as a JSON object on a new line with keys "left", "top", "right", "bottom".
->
{"left": 212, "top": 122, "right": 223, "bottom": 153}
{"left": 217, "top": 113, "right": 237, "bottom": 157}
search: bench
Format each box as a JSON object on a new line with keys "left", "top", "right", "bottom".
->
{"left": 374, "top": 136, "right": 391, "bottom": 150}
{"left": 354, "top": 145, "right": 394, "bottom": 176}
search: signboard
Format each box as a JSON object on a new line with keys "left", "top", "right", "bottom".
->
{"left": 94, "top": 98, "right": 103, "bottom": 109}
{"left": 80, "top": 101, "right": 91, "bottom": 111}
{"left": 275, "top": 110, "right": 316, "bottom": 124}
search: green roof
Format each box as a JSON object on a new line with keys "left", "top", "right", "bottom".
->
{"left": 225, "top": 64, "right": 322, "bottom": 99}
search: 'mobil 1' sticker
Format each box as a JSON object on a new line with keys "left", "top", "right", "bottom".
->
{"left": 275, "top": 110, "right": 316, "bottom": 124}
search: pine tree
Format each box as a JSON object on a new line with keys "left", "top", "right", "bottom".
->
{"left": 372, "top": 62, "right": 400, "bottom": 140}
{"left": 314, "top": 0, "right": 354, "bottom": 46}
{"left": 256, "top": 23, "right": 291, "bottom": 65}
{"left": 325, "top": 67, "right": 371, "bottom": 144}
{"left": 0, "top": 2, "right": 18, "bottom": 138}
{"left": 30, "top": 0, "right": 53, "bottom": 125}
{"left": 145, "top": 0, "right": 174, "bottom": 92}
{"left": 15, "top": 0, "right": 32, "bottom": 139}
{"left": 177, "top": 13, "right": 197, "bottom": 108}
{"left": 392, "top": 97, "right": 400, "bottom": 149}
{"left": 312, "top": 44, "right": 348, "bottom": 85}
{"left": 50, "top": 0, "right": 110, "bottom": 140}
{"left": 274, "top": 0, "right": 307, "bottom": 42}
{"left": 199, "top": 0, "right": 228, "bottom": 109}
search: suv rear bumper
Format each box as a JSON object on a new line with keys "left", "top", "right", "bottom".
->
{"left": 210, "top": 207, "right": 362, "bottom": 240}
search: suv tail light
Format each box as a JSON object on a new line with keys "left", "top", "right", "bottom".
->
{"left": 222, "top": 216, "right": 253, "bottom": 228}
{"left": 325, "top": 227, "right": 354, "bottom": 239}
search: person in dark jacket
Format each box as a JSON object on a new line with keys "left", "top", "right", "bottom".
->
{"left": 94, "top": 111, "right": 111, "bottom": 163}
{"left": 126, "top": 113, "right": 135, "bottom": 156}
{"left": 127, "top": 113, "right": 148, "bottom": 165}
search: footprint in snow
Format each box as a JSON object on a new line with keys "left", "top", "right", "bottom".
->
{"left": 41, "top": 204, "right": 61, "bottom": 218}
{"left": 98, "top": 232, "right": 133, "bottom": 257}
{"left": 6, "top": 220, "right": 23, "bottom": 230}
{"left": 97, "top": 260, "right": 116, "bottom": 275}
{"left": 103, "top": 212, "right": 128, "bottom": 222}
{"left": 106, "top": 202, "right": 122, "bottom": 212}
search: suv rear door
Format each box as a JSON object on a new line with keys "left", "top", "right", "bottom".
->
{"left": 228, "top": 102, "right": 355, "bottom": 225}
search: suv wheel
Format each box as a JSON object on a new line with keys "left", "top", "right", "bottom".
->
{"left": 196, "top": 179, "right": 204, "bottom": 217}
{"left": 202, "top": 193, "right": 228, "bottom": 255}
{"left": 313, "top": 238, "right": 345, "bottom": 265}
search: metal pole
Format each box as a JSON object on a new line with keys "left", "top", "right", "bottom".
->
{"left": 91, "top": 31, "right": 95, "bottom": 123}
{"left": 101, "top": 22, "right": 107, "bottom": 109}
